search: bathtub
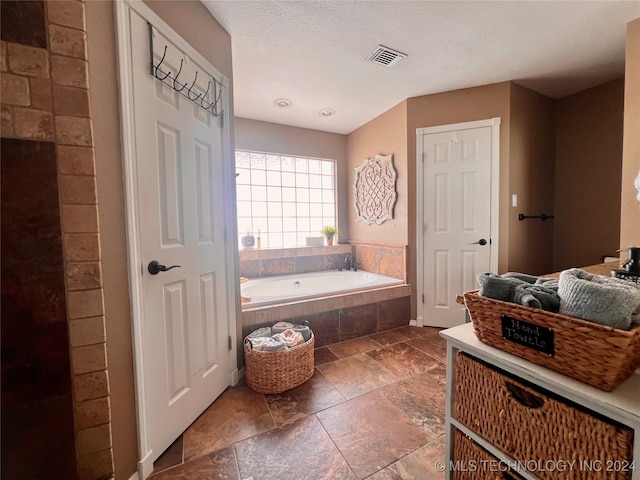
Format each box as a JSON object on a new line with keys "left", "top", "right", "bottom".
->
{"left": 241, "top": 270, "right": 404, "bottom": 308}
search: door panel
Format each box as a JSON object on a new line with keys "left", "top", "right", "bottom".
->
{"left": 128, "top": 10, "right": 230, "bottom": 461}
{"left": 422, "top": 127, "right": 492, "bottom": 327}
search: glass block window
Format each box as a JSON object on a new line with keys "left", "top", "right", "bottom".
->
{"left": 235, "top": 150, "right": 337, "bottom": 248}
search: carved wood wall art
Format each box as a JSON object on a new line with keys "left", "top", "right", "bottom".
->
{"left": 353, "top": 154, "right": 397, "bottom": 225}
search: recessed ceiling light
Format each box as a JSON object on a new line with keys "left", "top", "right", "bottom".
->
{"left": 275, "top": 98, "right": 291, "bottom": 107}
{"left": 319, "top": 109, "right": 335, "bottom": 117}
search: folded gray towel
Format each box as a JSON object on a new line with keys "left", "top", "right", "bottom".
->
{"left": 535, "top": 278, "right": 559, "bottom": 291}
{"left": 246, "top": 327, "right": 272, "bottom": 339}
{"left": 477, "top": 273, "right": 529, "bottom": 302}
{"left": 292, "top": 325, "right": 312, "bottom": 342}
{"left": 502, "top": 272, "right": 540, "bottom": 284}
{"left": 249, "top": 334, "right": 287, "bottom": 351}
{"left": 558, "top": 268, "right": 640, "bottom": 330}
{"left": 513, "top": 284, "right": 560, "bottom": 311}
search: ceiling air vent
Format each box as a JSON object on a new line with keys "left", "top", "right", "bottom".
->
{"left": 366, "top": 45, "right": 407, "bottom": 68}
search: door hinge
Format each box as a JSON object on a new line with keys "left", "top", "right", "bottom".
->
{"left": 223, "top": 227, "right": 227, "bottom": 242}
{"left": 228, "top": 336, "right": 232, "bottom": 350}
{"left": 422, "top": 294, "right": 425, "bottom": 303}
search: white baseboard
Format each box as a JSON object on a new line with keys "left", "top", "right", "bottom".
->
{"left": 128, "top": 472, "right": 140, "bottom": 480}
{"left": 231, "top": 367, "right": 245, "bottom": 386}
{"left": 409, "top": 319, "right": 418, "bottom": 326}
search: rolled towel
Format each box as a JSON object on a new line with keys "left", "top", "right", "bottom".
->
{"left": 558, "top": 268, "right": 640, "bottom": 330}
{"left": 477, "top": 273, "right": 529, "bottom": 302}
{"left": 281, "top": 329, "right": 305, "bottom": 348}
{"left": 246, "top": 327, "right": 272, "bottom": 339}
{"left": 272, "top": 321, "right": 295, "bottom": 334}
{"left": 249, "top": 334, "right": 287, "bottom": 352}
{"left": 513, "top": 284, "right": 560, "bottom": 312}
{"left": 292, "top": 325, "right": 312, "bottom": 342}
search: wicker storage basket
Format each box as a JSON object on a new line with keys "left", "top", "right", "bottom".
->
{"left": 244, "top": 332, "right": 315, "bottom": 394}
{"left": 453, "top": 429, "right": 525, "bottom": 480}
{"left": 455, "top": 352, "right": 634, "bottom": 480}
{"left": 463, "top": 290, "right": 640, "bottom": 391}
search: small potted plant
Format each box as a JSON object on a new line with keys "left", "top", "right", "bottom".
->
{"left": 320, "top": 226, "right": 338, "bottom": 245}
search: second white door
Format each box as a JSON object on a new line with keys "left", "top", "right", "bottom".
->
{"left": 419, "top": 122, "right": 497, "bottom": 327}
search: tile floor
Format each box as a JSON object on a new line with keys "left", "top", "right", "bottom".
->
{"left": 150, "top": 326, "right": 448, "bottom": 480}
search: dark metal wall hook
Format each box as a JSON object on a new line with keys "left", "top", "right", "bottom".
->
{"left": 153, "top": 46, "right": 172, "bottom": 81}
{"left": 187, "top": 71, "right": 202, "bottom": 101}
{"left": 200, "top": 81, "right": 211, "bottom": 108}
{"left": 172, "top": 59, "right": 186, "bottom": 92}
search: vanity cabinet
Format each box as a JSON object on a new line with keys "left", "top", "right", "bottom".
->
{"left": 441, "top": 324, "right": 640, "bottom": 480}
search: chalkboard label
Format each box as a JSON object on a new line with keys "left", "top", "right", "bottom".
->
{"left": 501, "top": 316, "right": 554, "bottom": 356}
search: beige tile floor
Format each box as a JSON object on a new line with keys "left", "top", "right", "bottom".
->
{"left": 150, "top": 326, "right": 447, "bottom": 480}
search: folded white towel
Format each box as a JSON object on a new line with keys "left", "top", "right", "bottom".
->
{"left": 558, "top": 268, "right": 640, "bottom": 330}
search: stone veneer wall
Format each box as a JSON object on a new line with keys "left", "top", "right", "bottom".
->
{"left": 1, "top": 1, "right": 113, "bottom": 479}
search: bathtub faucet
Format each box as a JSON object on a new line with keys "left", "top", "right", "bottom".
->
{"left": 344, "top": 256, "right": 351, "bottom": 270}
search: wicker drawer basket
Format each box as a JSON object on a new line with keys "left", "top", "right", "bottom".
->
{"left": 453, "top": 429, "right": 524, "bottom": 480}
{"left": 244, "top": 332, "right": 315, "bottom": 394}
{"left": 463, "top": 290, "right": 640, "bottom": 391}
{"left": 455, "top": 352, "right": 634, "bottom": 480}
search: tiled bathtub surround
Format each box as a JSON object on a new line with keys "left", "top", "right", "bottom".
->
{"left": 239, "top": 243, "right": 407, "bottom": 282}
{"left": 242, "top": 285, "right": 412, "bottom": 347}
{"left": 240, "top": 243, "right": 410, "bottom": 347}
{"left": 239, "top": 244, "right": 353, "bottom": 278}
{"left": 351, "top": 242, "right": 407, "bottom": 283}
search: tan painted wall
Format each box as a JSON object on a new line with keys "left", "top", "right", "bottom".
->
{"left": 85, "top": 1, "right": 234, "bottom": 478}
{"left": 621, "top": 18, "right": 640, "bottom": 248}
{"left": 346, "top": 100, "right": 408, "bottom": 246}
{"left": 234, "top": 118, "right": 348, "bottom": 239}
{"left": 85, "top": 2, "right": 134, "bottom": 477}
{"left": 509, "top": 83, "right": 556, "bottom": 275}
{"left": 553, "top": 79, "right": 624, "bottom": 270}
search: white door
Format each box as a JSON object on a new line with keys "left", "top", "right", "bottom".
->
{"left": 418, "top": 121, "right": 499, "bottom": 327}
{"left": 122, "top": 7, "right": 232, "bottom": 466}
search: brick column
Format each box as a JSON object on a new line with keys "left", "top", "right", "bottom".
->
{"left": 1, "top": 1, "right": 114, "bottom": 479}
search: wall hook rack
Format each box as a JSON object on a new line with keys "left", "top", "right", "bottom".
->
{"left": 147, "top": 22, "right": 224, "bottom": 119}
{"left": 518, "top": 213, "right": 554, "bottom": 221}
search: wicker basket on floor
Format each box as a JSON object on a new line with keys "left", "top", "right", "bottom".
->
{"left": 244, "top": 332, "right": 315, "bottom": 394}
{"left": 463, "top": 290, "right": 640, "bottom": 391}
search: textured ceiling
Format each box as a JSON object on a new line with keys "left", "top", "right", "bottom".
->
{"left": 202, "top": 1, "right": 640, "bottom": 135}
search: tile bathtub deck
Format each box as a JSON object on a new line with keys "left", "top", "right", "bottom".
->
{"left": 150, "top": 326, "right": 448, "bottom": 480}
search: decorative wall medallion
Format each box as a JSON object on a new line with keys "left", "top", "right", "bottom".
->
{"left": 353, "top": 154, "right": 397, "bottom": 225}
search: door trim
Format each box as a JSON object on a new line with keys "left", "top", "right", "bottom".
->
{"left": 415, "top": 118, "right": 500, "bottom": 326}
{"left": 115, "top": 1, "right": 238, "bottom": 477}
